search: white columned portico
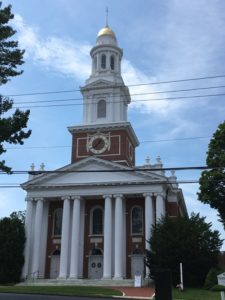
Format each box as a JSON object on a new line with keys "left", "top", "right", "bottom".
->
{"left": 22, "top": 198, "right": 34, "bottom": 278}
{"left": 59, "top": 196, "right": 71, "bottom": 278}
{"left": 32, "top": 198, "right": 44, "bottom": 275}
{"left": 70, "top": 196, "right": 81, "bottom": 279}
{"left": 144, "top": 193, "right": 154, "bottom": 277}
{"left": 103, "top": 194, "right": 112, "bottom": 279}
{"left": 113, "top": 194, "right": 124, "bottom": 279}
{"left": 156, "top": 193, "right": 165, "bottom": 222}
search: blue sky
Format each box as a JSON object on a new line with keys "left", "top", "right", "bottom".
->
{"left": 1, "top": 0, "right": 225, "bottom": 247}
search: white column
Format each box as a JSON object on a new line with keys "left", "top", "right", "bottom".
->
{"left": 113, "top": 194, "right": 123, "bottom": 279}
{"left": 97, "top": 53, "right": 100, "bottom": 72}
{"left": 103, "top": 194, "right": 112, "bottom": 279}
{"left": 69, "top": 196, "right": 81, "bottom": 279}
{"left": 22, "top": 198, "right": 34, "bottom": 278}
{"left": 144, "top": 193, "right": 154, "bottom": 278}
{"left": 39, "top": 201, "right": 49, "bottom": 278}
{"left": 32, "top": 198, "right": 44, "bottom": 276}
{"left": 59, "top": 197, "right": 71, "bottom": 278}
{"left": 156, "top": 193, "right": 165, "bottom": 222}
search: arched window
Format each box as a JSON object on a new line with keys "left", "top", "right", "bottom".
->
{"left": 91, "top": 207, "right": 103, "bottom": 235}
{"left": 53, "top": 208, "right": 63, "bottom": 236}
{"left": 97, "top": 100, "right": 106, "bottom": 118}
{"left": 131, "top": 206, "right": 143, "bottom": 235}
{"left": 110, "top": 55, "right": 115, "bottom": 70}
{"left": 101, "top": 54, "right": 106, "bottom": 69}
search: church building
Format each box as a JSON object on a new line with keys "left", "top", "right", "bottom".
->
{"left": 22, "top": 24, "right": 187, "bottom": 282}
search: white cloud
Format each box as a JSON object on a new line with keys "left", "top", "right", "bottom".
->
{"left": 13, "top": 14, "right": 91, "bottom": 81}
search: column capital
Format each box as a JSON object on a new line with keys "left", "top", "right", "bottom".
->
{"left": 61, "top": 196, "right": 70, "bottom": 201}
{"left": 70, "top": 195, "right": 81, "bottom": 201}
{"left": 143, "top": 192, "right": 153, "bottom": 198}
{"left": 34, "top": 197, "right": 44, "bottom": 202}
{"left": 113, "top": 194, "right": 124, "bottom": 199}
{"left": 103, "top": 194, "right": 113, "bottom": 199}
{"left": 156, "top": 193, "right": 164, "bottom": 198}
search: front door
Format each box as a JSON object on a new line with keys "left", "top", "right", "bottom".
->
{"left": 88, "top": 255, "right": 103, "bottom": 279}
{"left": 131, "top": 255, "right": 144, "bottom": 278}
{"left": 50, "top": 254, "right": 60, "bottom": 279}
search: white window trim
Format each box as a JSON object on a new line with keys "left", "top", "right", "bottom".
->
{"left": 90, "top": 205, "right": 104, "bottom": 235}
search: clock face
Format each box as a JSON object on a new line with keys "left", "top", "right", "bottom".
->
{"left": 88, "top": 134, "right": 109, "bottom": 154}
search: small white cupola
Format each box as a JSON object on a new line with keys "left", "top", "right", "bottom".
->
{"left": 87, "top": 21, "right": 123, "bottom": 82}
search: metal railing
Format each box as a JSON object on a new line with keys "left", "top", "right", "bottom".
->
{"left": 25, "top": 270, "right": 40, "bottom": 281}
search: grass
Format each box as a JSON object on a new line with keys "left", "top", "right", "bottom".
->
{"left": 0, "top": 285, "right": 122, "bottom": 297}
{"left": 173, "top": 287, "right": 221, "bottom": 300}
{"left": 0, "top": 285, "right": 222, "bottom": 299}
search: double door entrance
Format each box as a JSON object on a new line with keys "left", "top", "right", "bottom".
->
{"left": 88, "top": 254, "right": 103, "bottom": 279}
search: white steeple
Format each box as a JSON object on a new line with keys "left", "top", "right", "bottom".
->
{"left": 81, "top": 24, "right": 131, "bottom": 125}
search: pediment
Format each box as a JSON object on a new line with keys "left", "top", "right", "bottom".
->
{"left": 22, "top": 157, "right": 167, "bottom": 190}
{"left": 82, "top": 79, "right": 119, "bottom": 90}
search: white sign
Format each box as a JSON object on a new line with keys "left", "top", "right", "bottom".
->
{"left": 134, "top": 275, "right": 142, "bottom": 287}
{"left": 218, "top": 273, "right": 225, "bottom": 286}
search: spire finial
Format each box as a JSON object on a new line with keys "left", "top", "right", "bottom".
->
{"left": 106, "top": 7, "right": 109, "bottom": 27}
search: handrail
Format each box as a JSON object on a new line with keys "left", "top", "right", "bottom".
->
{"left": 25, "top": 270, "right": 40, "bottom": 281}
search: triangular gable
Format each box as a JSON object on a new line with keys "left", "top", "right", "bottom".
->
{"left": 22, "top": 156, "right": 167, "bottom": 189}
{"left": 82, "top": 79, "right": 122, "bottom": 90}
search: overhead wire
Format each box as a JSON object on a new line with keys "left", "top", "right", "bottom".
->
{"left": 0, "top": 165, "right": 225, "bottom": 175}
{"left": 3, "top": 74, "right": 225, "bottom": 97}
{"left": 11, "top": 93, "right": 225, "bottom": 109}
{"left": 0, "top": 178, "right": 224, "bottom": 188}
{"left": 5, "top": 136, "right": 211, "bottom": 151}
{"left": 10, "top": 84, "right": 225, "bottom": 105}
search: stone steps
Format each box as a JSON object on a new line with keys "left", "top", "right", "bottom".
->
{"left": 18, "top": 278, "right": 135, "bottom": 287}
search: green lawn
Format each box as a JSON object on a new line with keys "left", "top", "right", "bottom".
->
{"left": 0, "top": 285, "right": 122, "bottom": 297}
{"left": 0, "top": 285, "right": 222, "bottom": 299}
{"left": 173, "top": 288, "right": 221, "bottom": 300}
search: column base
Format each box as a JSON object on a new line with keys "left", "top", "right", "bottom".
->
{"left": 113, "top": 276, "right": 123, "bottom": 280}
{"left": 57, "top": 276, "right": 67, "bottom": 280}
{"left": 102, "top": 276, "right": 112, "bottom": 280}
{"left": 69, "top": 275, "right": 79, "bottom": 279}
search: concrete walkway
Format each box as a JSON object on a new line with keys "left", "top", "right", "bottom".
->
{"left": 112, "top": 287, "right": 155, "bottom": 299}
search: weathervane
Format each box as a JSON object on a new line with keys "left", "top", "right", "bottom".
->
{"left": 106, "top": 7, "right": 109, "bottom": 27}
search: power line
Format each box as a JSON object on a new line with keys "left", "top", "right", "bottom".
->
{"left": 0, "top": 179, "right": 224, "bottom": 188}
{"left": 3, "top": 74, "right": 225, "bottom": 97}
{"left": 5, "top": 136, "right": 211, "bottom": 150}
{"left": 11, "top": 84, "right": 225, "bottom": 105}
{"left": 0, "top": 165, "right": 224, "bottom": 175}
{"left": 12, "top": 93, "right": 225, "bottom": 109}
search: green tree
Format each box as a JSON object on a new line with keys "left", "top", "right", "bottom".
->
{"left": 198, "top": 121, "right": 225, "bottom": 228}
{"left": 146, "top": 214, "right": 223, "bottom": 287}
{"left": 0, "top": 212, "right": 25, "bottom": 283}
{"left": 0, "top": 2, "right": 31, "bottom": 173}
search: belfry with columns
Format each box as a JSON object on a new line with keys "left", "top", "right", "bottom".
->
{"left": 22, "top": 24, "right": 187, "bottom": 282}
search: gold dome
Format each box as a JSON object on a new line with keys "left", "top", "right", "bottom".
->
{"left": 97, "top": 26, "right": 116, "bottom": 38}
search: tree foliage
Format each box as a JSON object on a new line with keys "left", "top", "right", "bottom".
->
{"left": 0, "top": 212, "right": 25, "bottom": 283}
{"left": 198, "top": 121, "right": 225, "bottom": 228}
{"left": 146, "top": 214, "right": 223, "bottom": 287}
{"left": 0, "top": 2, "right": 31, "bottom": 173}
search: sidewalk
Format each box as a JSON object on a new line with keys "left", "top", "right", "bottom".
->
{"left": 112, "top": 287, "right": 155, "bottom": 299}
